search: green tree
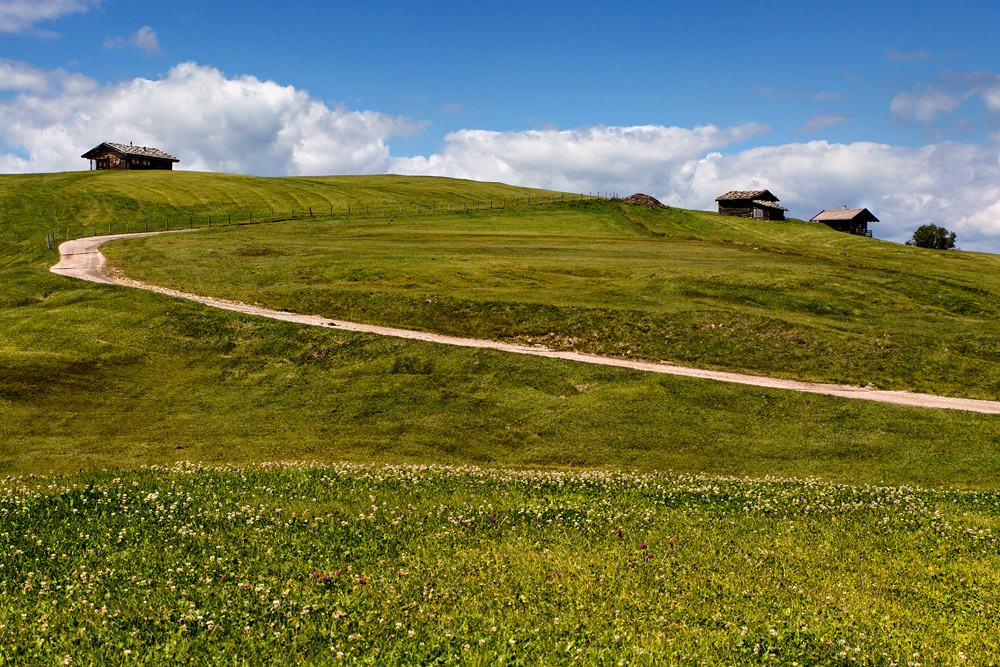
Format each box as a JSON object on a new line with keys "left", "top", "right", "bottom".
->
{"left": 907, "top": 224, "right": 956, "bottom": 249}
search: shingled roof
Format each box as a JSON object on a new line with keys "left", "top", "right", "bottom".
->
{"left": 810, "top": 207, "right": 878, "bottom": 223}
{"left": 751, "top": 199, "right": 788, "bottom": 211}
{"left": 81, "top": 142, "right": 179, "bottom": 162}
{"left": 715, "top": 189, "right": 779, "bottom": 202}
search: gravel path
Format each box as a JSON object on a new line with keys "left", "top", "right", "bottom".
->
{"left": 51, "top": 233, "right": 1000, "bottom": 414}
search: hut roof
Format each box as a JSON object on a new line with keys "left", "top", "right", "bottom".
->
{"left": 715, "top": 189, "right": 779, "bottom": 202}
{"left": 752, "top": 199, "right": 788, "bottom": 211}
{"left": 81, "top": 142, "right": 179, "bottom": 162}
{"left": 810, "top": 208, "right": 878, "bottom": 223}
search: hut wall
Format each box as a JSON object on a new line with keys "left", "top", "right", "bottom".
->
{"left": 718, "top": 202, "right": 753, "bottom": 218}
{"left": 90, "top": 150, "right": 174, "bottom": 170}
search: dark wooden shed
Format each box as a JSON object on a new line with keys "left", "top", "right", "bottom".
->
{"left": 810, "top": 207, "right": 878, "bottom": 236}
{"left": 81, "top": 142, "right": 179, "bottom": 171}
{"left": 715, "top": 189, "right": 787, "bottom": 220}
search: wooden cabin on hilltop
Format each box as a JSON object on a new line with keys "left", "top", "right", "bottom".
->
{"left": 810, "top": 207, "right": 877, "bottom": 236}
{"left": 715, "top": 189, "right": 787, "bottom": 220}
{"left": 81, "top": 142, "right": 179, "bottom": 170}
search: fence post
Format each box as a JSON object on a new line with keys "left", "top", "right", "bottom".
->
{"left": 250, "top": 212, "right": 253, "bottom": 224}
{"left": 126, "top": 222, "right": 129, "bottom": 233}
{"left": 271, "top": 208, "right": 274, "bottom": 221}
{"left": 190, "top": 215, "right": 193, "bottom": 228}
{"left": 309, "top": 206, "right": 313, "bottom": 217}
{"left": 330, "top": 204, "right": 333, "bottom": 215}
{"left": 348, "top": 204, "right": 350, "bottom": 215}
{"left": 228, "top": 213, "right": 231, "bottom": 225}
{"left": 367, "top": 204, "right": 369, "bottom": 214}
{"left": 490, "top": 200, "right": 492, "bottom": 209}
{"left": 399, "top": 204, "right": 402, "bottom": 214}
{"left": 165, "top": 219, "right": 169, "bottom": 230}
{"left": 145, "top": 220, "right": 148, "bottom": 232}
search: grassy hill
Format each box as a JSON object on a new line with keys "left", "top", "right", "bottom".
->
{"left": 3, "top": 171, "right": 1000, "bottom": 664}
{"left": 104, "top": 189, "right": 1000, "bottom": 400}
{"left": 2, "top": 171, "right": 1000, "bottom": 487}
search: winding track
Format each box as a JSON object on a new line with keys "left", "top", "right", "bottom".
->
{"left": 51, "top": 232, "right": 1000, "bottom": 414}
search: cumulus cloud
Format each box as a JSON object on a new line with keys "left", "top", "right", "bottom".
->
{"left": 797, "top": 113, "right": 856, "bottom": 134}
{"left": 104, "top": 25, "right": 162, "bottom": 55}
{"left": 0, "top": 58, "right": 54, "bottom": 93}
{"left": 2, "top": 59, "right": 1000, "bottom": 252}
{"left": 658, "top": 140, "right": 1000, "bottom": 251}
{"left": 391, "top": 123, "right": 771, "bottom": 195}
{"left": 0, "top": 61, "right": 421, "bottom": 175}
{"left": 394, "top": 132, "right": 1000, "bottom": 252}
{"left": 0, "top": 0, "right": 97, "bottom": 33}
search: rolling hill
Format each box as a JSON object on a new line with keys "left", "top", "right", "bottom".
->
{"left": 2, "top": 171, "right": 999, "bottom": 487}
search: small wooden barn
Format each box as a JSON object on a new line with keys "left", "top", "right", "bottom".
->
{"left": 810, "top": 207, "right": 877, "bottom": 236}
{"left": 81, "top": 142, "right": 179, "bottom": 170}
{"left": 715, "top": 189, "right": 788, "bottom": 220}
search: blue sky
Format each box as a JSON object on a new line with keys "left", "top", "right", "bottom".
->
{"left": 3, "top": 0, "right": 1000, "bottom": 250}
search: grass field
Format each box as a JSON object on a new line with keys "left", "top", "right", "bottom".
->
{"left": 103, "top": 192, "right": 1000, "bottom": 401}
{"left": 4, "top": 170, "right": 1000, "bottom": 665}
{"left": 3, "top": 463, "right": 998, "bottom": 665}
{"left": 2, "top": 171, "right": 1000, "bottom": 487}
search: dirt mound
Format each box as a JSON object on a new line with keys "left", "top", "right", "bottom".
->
{"left": 622, "top": 193, "right": 669, "bottom": 209}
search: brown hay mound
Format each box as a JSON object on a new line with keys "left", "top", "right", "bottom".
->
{"left": 622, "top": 193, "right": 669, "bottom": 209}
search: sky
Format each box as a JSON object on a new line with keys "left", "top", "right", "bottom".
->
{"left": 3, "top": 0, "right": 1000, "bottom": 251}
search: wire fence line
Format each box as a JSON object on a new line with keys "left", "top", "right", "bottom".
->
{"left": 44, "top": 192, "right": 620, "bottom": 250}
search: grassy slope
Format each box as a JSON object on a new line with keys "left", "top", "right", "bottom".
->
{"left": 2, "top": 171, "right": 1000, "bottom": 488}
{"left": 105, "top": 196, "right": 1000, "bottom": 400}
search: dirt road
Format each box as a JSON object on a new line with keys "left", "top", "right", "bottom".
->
{"left": 52, "top": 233, "right": 1000, "bottom": 414}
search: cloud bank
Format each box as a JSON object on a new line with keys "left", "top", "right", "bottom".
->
{"left": 1, "top": 61, "right": 999, "bottom": 252}
{"left": 0, "top": 61, "right": 421, "bottom": 176}
{"left": 0, "top": 0, "right": 98, "bottom": 33}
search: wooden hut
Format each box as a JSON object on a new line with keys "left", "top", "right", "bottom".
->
{"left": 81, "top": 142, "right": 179, "bottom": 170}
{"left": 715, "top": 189, "right": 787, "bottom": 220}
{"left": 810, "top": 207, "right": 877, "bottom": 236}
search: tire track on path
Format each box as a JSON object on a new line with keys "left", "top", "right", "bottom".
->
{"left": 51, "top": 232, "right": 1000, "bottom": 414}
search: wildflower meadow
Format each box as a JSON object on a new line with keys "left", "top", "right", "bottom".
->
{"left": 2, "top": 462, "right": 998, "bottom": 665}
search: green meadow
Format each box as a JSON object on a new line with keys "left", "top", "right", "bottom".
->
{"left": 3, "top": 171, "right": 1000, "bottom": 664}
{"left": 3, "top": 463, "right": 999, "bottom": 666}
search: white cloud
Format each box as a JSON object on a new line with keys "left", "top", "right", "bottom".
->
{"left": 0, "top": 0, "right": 98, "bottom": 33}
{"left": 797, "top": 113, "right": 856, "bottom": 134}
{"left": 658, "top": 140, "right": 1000, "bottom": 251}
{"left": 394, "top": 132, "right": 1000, "bottom": 252}
{"left": 3, "top": 60, "right": 1000, "bottom": 252}
{"left": 391, "top": 123, "right": 771, "bottom": 195}
{"left": 890, "top": 82, "right": 973, "bottom": 122}
{"left": 0, "top": 58, "right": 53, "bottom": 93}
{"left": 891, "top": 71, "right": 1000, "bottom": 123}
{"left": 104, "top": 25, "right": 162, "bottom": 54}
{"left": 0, "top": 61, "right": 421, "bottom": 176}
